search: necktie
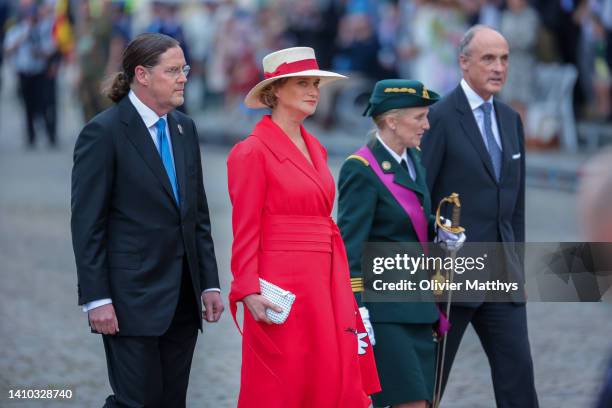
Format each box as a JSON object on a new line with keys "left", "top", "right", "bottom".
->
{"left": 480, "top": 102, "right": 502, "bottom": 181}
{"left": 560, "top": 0, "right": 574, "bottom": 13}
{"left": 156, "top": 118, "right": 180, "bottom": 204}
{"left": 400, "top": 158, "right": 415, "bottom": 181}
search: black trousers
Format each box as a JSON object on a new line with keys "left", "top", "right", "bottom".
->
{"left": 437, "top": 303, "right": 539, "bottom": 408}
{"left": 102, "top": 268, "right": 199, "bottom": 408}
{"left": 18, "top": 72, "right": 56, "bottom": 146}
{"left": 42, "top": 72, "right": 57, "bottom": 144}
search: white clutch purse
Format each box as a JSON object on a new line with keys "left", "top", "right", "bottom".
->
{"left": 259, "top": 278, "right": 296, "bottom": 324}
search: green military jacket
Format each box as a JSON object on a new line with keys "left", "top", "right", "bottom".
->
{"left": 338, "top": 138, "right": 439, "bottom": 324}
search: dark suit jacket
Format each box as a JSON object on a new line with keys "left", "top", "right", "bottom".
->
{"left": 421, "top": 85, "right": 525, "bottom": 300}
{"left": 71, "top": 96, "right": 219, "bottom": 336}
{"left": 338, "top": 138, "right": 438, "bottom": 324}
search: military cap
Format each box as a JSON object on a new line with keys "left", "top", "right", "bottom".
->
{"left": 363, "top": 79, "right": 440, "bottom": 117}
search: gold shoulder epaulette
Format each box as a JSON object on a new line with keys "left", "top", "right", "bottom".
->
{"left": 351, "top": 277, "right": 364, "bottom": 293}
{"left": 346, "top": 155, "right": 369, "bottom": 166}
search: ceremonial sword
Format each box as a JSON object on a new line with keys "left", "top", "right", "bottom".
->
{"left": 432, "top": 193, "right": 464, "bottom": 408}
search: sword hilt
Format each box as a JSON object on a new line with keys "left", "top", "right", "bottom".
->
{"left": 436, "top": 192, "right": 465, "bottom": 234}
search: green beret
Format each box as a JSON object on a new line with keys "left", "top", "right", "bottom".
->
{"left": 363, "top": 79, "right": 441, "bottom": 117}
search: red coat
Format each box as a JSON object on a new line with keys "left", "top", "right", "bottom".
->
{"left": 227, "top": 115, "right": 380, "bottom": 407}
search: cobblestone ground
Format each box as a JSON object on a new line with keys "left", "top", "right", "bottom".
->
{"left": 0, "top": 71, "right": 611, "bottom": 407}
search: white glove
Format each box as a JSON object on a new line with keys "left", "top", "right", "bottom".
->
{"left": 359, "top": 307, "right": 375, "bottom": 346}
{"left": 435, "top": 216, "right": 466, "bottom": 250}
{"left": 357, "top": 332, "right": 369, "bottom": 355}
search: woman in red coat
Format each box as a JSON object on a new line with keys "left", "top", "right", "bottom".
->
{"left": 227, "top": 47, "right": 380, "bottom": 407}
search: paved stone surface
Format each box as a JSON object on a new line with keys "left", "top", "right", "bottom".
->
{"left": 0, "top": 69, "right": 611, "bottom": 407}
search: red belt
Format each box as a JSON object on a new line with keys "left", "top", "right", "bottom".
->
{"left": 260, "top": 214, "right": 334, "bottom": 252}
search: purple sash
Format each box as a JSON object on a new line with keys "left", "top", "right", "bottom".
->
{"left": 355, "top": 146, "right": 429, "bottom": 251}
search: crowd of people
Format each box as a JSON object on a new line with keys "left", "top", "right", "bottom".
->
{"left": 0, "top": 0, "right": 607, "bottom": 406}
{"left": 1, "top": 0, "right": 611, "bottom": 148}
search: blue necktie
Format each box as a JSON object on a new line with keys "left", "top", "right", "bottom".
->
{"left": 156, "top": 118, "right": 180, "bottom": 204}
{"left": 480, "top": 102, "right": 502, "bottom": 181}
{"left": 560, "top": 0, "right": 574, "bottom": 13}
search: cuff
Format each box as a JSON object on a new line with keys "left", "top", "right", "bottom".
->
{"left": 230, "top": 276, "right": 261, "bottom": 302}
{"left": 82, "top": 298, "right": 112, "bottom": 312}
{"left": 202, "top": 288, "right": 221, "bottom": 295}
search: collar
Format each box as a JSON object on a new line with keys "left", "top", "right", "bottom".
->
{"left": 128, "top": 90, "right": 167, "bottom": 129}
{"left": 460, "top": 78, "right": 494, "bottom": 112}
{"left": 376, "top": 132, "right": 408, "bottom": 164}
{"left": 251, "top": 115, "right": 333, "bottom": 209}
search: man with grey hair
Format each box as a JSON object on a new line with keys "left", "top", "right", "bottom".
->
{"left": 421, "top": 25, "right": 539, "bottom": 406}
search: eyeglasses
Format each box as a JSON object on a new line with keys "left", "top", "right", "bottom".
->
{"left": 164, "top": 65, "right": 191, "bottom": 78}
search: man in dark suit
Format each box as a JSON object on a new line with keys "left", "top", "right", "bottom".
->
{"left": 71, "top": 33, "right": 223, "bottom": 407}
{"left": 420, "top": 26, "right": 539, "bottom": 407}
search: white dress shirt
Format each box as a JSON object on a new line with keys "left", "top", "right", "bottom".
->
{"left": 3, "top": 19, "right": 55, "bottom": 75}
{"left": 83, "top": 91, "right": 219, "bottom": 312}
{"left": 376, "top": 133, "right": 417, "bottom": 181}
{"left": 128, "top": 90, "right": 178, "bottom": 165}
{"left": 460, "top": 78, "right": 503, "bottom": 152}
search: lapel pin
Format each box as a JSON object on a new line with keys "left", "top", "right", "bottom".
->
{"left": 177, "top": 124, "right": 183, "bottom": 135}
{"left": 382, "top": 161, "right": 392, "bottom": 171}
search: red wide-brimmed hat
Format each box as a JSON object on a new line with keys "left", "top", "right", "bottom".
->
{"left": 244, "top": 47, "right": 346, "bottom": 109}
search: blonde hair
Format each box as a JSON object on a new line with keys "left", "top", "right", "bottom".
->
{"left": 372, "top": 108, "right": 403, "bottom": 130}
{"left": 258, "top": 78, "right": 289, "bottom": 109}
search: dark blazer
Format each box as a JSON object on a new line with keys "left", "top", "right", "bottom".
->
{"left": 338, "top": 138, "right": 438, "bottom": 324}
{"left": 71, "top": 96, "right": 219, "bottom": 336}
{"left": 420, "top": 85, "right": 525, "bottom": 293}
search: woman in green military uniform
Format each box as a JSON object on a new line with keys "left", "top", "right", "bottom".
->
{"left": 337, "top": 79, "right": 465, "bottom": 408}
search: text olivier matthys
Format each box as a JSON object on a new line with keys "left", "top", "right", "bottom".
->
{"left": 370, "top": 254, "right": 519, "bottom": 293}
